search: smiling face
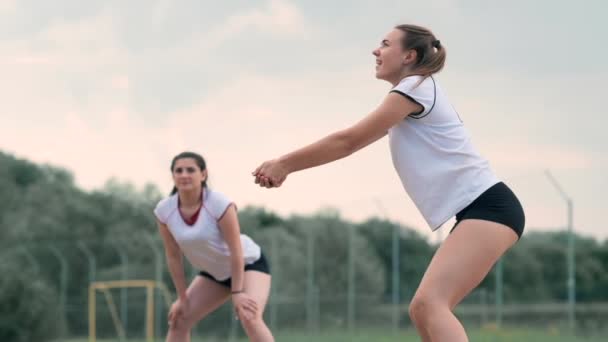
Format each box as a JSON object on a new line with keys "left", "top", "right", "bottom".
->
{"left": 171, "top": 157, "right": 207, "bottom": 194}
{"left": 372, "top": 28, "right": 417, "bottom": 85}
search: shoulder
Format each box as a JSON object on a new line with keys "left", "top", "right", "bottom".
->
{"left": 205, "top": 189, "right": 236, "bottom": 220}
{"left": 154, "top": 194, "right": 178, "bottom": 223}
{"left": 390, "top": 75, "right": 438, "bottom": 117}
{"left": 156, "top": 194, "right": 178, "bottom": 210}
{"left": 206, "top": 189, "right": 230, "bottom": 204}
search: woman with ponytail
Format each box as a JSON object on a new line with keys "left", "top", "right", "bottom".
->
{"left": 155, "top": 151, "right": 274, "bottom": 342}
{"left": 253, "top": 24, "right": 524, "bottom": 341}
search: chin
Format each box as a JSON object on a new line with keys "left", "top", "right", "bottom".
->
{"left": 178, "top": 185, "right": 195, "bottom": 192}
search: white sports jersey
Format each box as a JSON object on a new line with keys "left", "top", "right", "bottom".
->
{"left": 154, "top": 189, "right": 261, "bottom": 280}
{"left": 388, "top": 75, "right": 499, "bottom": 230}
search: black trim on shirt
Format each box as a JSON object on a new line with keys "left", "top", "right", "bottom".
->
{"left": 389, "top": 90, "right": 425, "bottom": 116}
{"left": 408, "top": 76, "right": 437, "bottom": 120}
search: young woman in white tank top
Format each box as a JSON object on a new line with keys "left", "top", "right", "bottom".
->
{"left": 252, "top": 24, "right": 525, "bottom": 341}
{"left": 155, "top": 151, "right": 274, "bottom": 342}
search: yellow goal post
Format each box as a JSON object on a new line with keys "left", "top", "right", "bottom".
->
{"left": 88, "top": 280, "right": 173, "bottom": 342}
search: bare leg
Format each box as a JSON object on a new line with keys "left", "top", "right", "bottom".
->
{"left": 237, "top": 271, "right": 274, "bottom": 342}
{"left": 409, "top": 219, "right": 518, "bottom": 342}
{"left": 166, "top": 276, "right": 230, "bottom": 342}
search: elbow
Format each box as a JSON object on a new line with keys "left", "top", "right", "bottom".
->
{"left": 230, "top": 251, "right": 245, "bottom": 265}
{"left": 231, "top": 252, "right": 245, "bottom": 263}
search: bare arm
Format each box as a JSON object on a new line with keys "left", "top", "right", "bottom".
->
{"left": 218, "top": 204, "right": 259, "bottom": 320}
{"left": 157, "top": 220, "right": 188, "bottom": 300}
{"left": 217, "top": 204, "right": 245, "bottom": 293}
{"left": 253, "top": 92, "right": 422, "bottom": 186}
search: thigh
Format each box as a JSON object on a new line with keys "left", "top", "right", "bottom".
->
{"left": 180, "top": 275, "right": 231, "bottom": 327}
{"left": 243, "top": 271, "right": 272, "bottom": 316}
{"left": 415, "top": 219, "right": 518, "bottom": 308}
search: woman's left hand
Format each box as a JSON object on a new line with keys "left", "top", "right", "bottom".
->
{"left": 252, "top": 159, "right": 289, "bottom": 188}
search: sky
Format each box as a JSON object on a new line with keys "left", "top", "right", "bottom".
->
{"left": 2, "top": 0, "right": 607, "bottom": 242}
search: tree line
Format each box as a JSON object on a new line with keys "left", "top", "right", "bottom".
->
{"left": 1, "top": 150, "right": 606, "bottom": 341}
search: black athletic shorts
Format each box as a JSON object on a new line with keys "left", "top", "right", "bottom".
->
{"left": 451, "top": 182, "right": 525, "bottom": 239}
{"left": 198, "top": 252, "right": 270, "bottom": 288}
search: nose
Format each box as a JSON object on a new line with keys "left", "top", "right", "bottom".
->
{"left": 373, "top": 48, "right": 381, "bottom": 57}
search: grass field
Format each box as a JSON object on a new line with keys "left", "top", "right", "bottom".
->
{"left": 66, "top": 328, "right": 606, "bottom": 342}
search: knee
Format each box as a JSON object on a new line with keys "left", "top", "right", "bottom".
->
{"left": 409, "top": 293, "right": 443, "bottom": 324}
{"left": 167, "top": 317, "right": 192, "bottom": 337}
{"left": 168, "top": 324, "right": 189, "bottom": 337}
{"left": 239, "top": 313, "right": 265, "bottom": 332}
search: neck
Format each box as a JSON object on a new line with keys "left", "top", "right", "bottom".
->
{"left": 178, "top": 188, "right": 203, "bottom": 208}
{"left": 390, "top": 69, "right": 416, "bottom": 86}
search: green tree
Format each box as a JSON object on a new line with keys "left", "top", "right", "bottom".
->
{"left": 0, "top": 255, "right": 62, "bottom": 342}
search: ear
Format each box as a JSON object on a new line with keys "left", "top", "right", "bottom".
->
{"left": 201, "top": 169, "right": 208, "bottom": 182}
{"left": 402, "top": 49, "right": 417, "bottom": 65}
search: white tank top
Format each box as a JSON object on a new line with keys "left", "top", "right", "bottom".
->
{"left": 388, "top": 75, "right": 499, "bottom": 230}
{"left": 154, "top": 189, "right": 261, "bottom": 280}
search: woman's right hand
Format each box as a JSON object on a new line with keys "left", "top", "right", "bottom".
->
{"left": 168, "top": 297, "right": 190, "bottom": 329}
{"left": 252, "top": 158, "right": 289, "bottom": 188}
{"left": 232, "top": 292, "right": 258, "bottom": 321}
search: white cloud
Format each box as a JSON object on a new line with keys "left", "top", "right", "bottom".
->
{"left": 216, "top": 0, "right": 310, "bottom": 39}
{"left": 190, "top": 0, "right": 314, "bottom": 53}
{"left": 8, "top": 55, "right": 54, "bottom": 66}
{"left": 0, "top": 0, "right": 314, "bottom": 87}
{"left": 159, "top": 66, "right": 383, "bottom": 152}
{"left": 110, "top": 74, "right": 130, "bottom": 91}
{"left": 0, "top": 0, "right": 16, "bottom": 14}
{"left": 486, "top": 143, "right": 594, "bottom": 171}
{"left": 2, "top": 107, "right": 170, "bottom": 190}
{"left": 0, "top": 10, "right": 124, "bottom": 71}
{"left": 150, "top": 0, "right": 173, "bottom": 26}
{"left": 37, "top": 11, "right": 123, "bottom": 69}
{"left": 0, "top": 0, "right": 606, "bottom": 241}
